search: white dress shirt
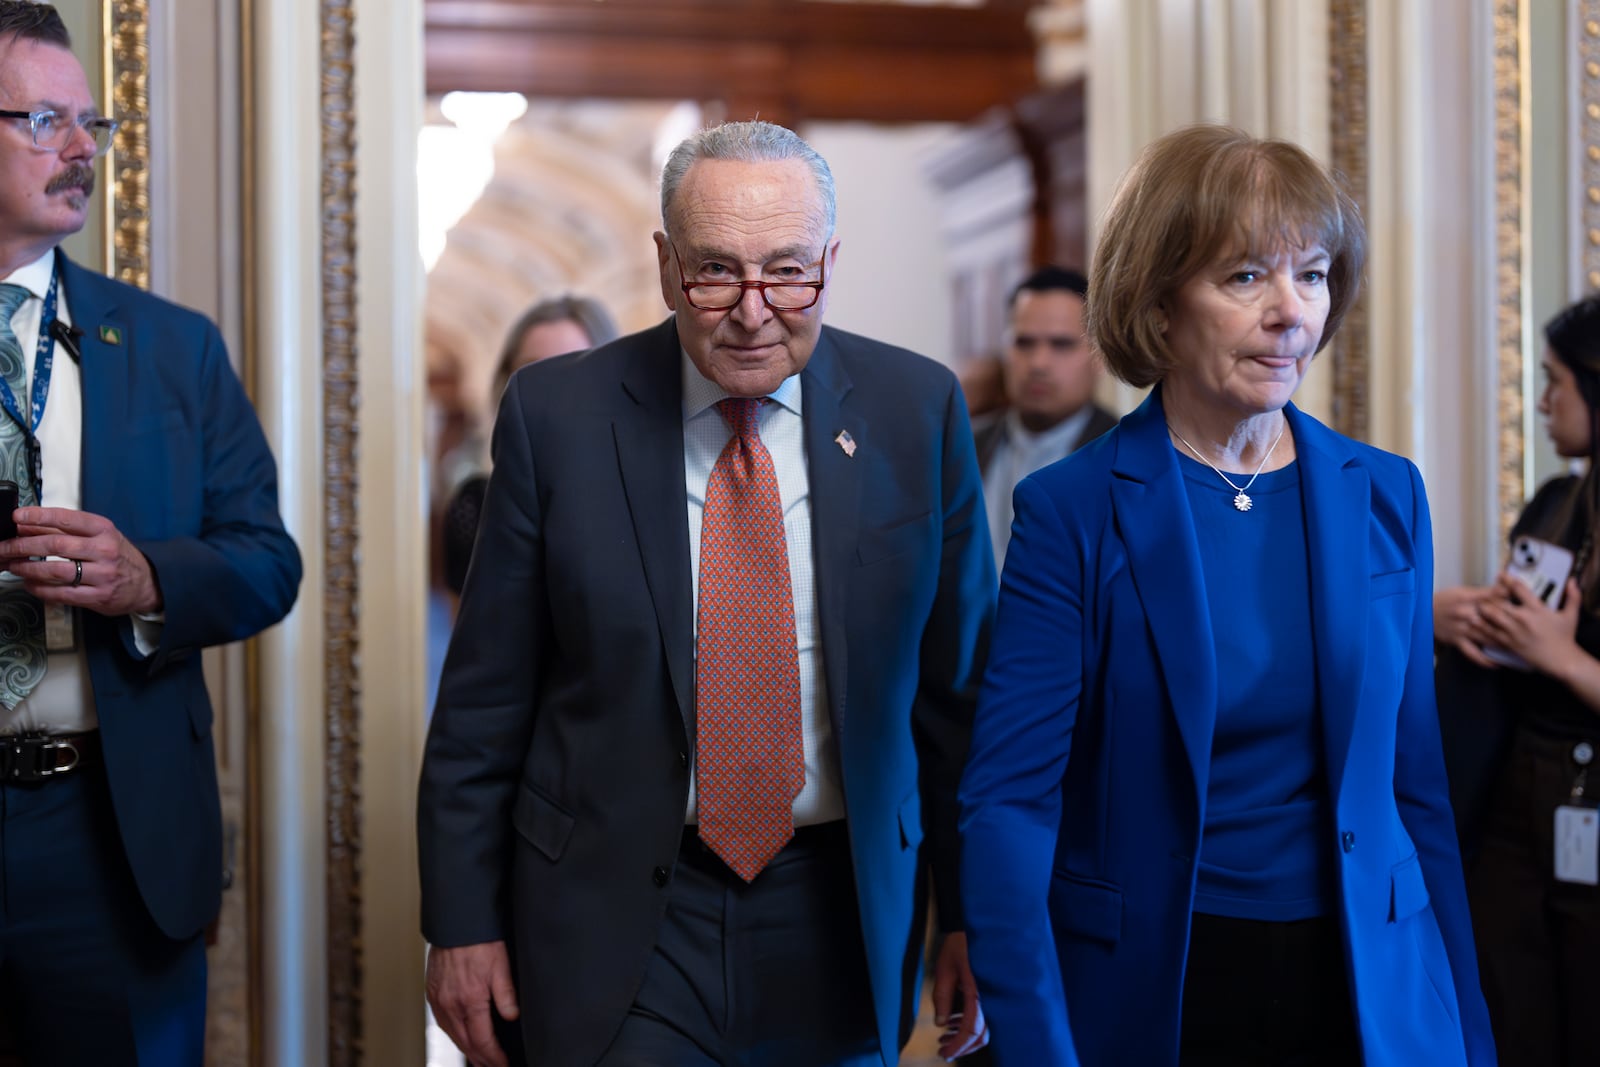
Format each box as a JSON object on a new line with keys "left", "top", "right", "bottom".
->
{"left": 681, "top": 353, "right": 844, "bottom": 827}
{"left": 0, "top": 250, "right": 160, "bottom": 734}
{"left": 983, "top": 405, "right": 1095, "bottom": 572}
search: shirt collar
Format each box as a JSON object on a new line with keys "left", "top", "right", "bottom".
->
{"left": 2, "top": 249, "right": 56, "bottom": 300}
{"left": 680, "top": 348, "right": 803, "bottom": 421}
{"left": 1003, "top": 404, "right": 1093, "bottom": 451}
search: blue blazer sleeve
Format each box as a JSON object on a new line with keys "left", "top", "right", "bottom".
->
{"left": 958, "top": 471, "right": 1083, "bottom": 1064}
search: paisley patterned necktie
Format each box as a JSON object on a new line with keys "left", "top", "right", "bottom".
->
{"left": 695, "top": 397, "right": 805, "bottom": 882}
{"left": 0, "top": 285, "right": 46, "bottom": 709}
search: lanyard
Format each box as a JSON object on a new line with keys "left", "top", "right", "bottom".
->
{"left": 0, "top": 270, "right": 58, "bottom": 501}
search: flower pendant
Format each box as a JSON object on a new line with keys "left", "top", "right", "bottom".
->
{"left": 1233, "top": 492, "right": 1253, "bottom": 512}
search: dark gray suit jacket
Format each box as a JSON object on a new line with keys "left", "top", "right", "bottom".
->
{"left": 970, "top": 402, "right": 1118, "bottom": 477}
{"left": 418, "top": 318, "right": 995, "bottom": 1066}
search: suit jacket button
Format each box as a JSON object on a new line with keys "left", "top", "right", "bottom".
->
{"left": 652, "top": 865, "right": 670, "bottom": 887}
{"left": 677, "top": 751, "right": 688, "bottom": 769}
{"left": 1340, "top": 831, "right": 1356, "bottom": 853}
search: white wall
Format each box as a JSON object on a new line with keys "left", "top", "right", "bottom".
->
{"left": 802, "top": 122, "right": 959, "bottom": 366}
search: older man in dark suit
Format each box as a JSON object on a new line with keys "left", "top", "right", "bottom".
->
{"left": 420, "top": 120, "right": 994, "bottom": 1067}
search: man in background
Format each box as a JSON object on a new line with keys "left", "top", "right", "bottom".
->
{"left": 0, "top": 4, "right": 301, "bottom": 1061}
{"left": 420, "top": 119, "right": 993, "bottom": 1067}
{"left": 974, "top": 266, "right": 1114, "bottom": 569}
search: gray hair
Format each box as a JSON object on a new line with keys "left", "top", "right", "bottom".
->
{"left": 659, "top": 120, "right": 836, "bottom": 238}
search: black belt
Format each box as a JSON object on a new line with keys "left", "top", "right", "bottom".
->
{"left": 0, "top": 731, "right": 98, "bottom": 782}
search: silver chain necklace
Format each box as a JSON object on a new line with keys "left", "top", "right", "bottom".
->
{"left": 1169, "top": 419, "right": 1288, "bottom": 512}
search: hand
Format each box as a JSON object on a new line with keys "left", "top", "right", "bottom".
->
{"left": 1478, "top": 575, "right": 1583, "bottom": 676}
{"left": 0, "top": 507, "right": 162, "bottom": 616}
{"left": 426, "top": 941, "right": 520, "bottom": 1067}
{"left": 1433, "top": 584, "right": 1499, "bottom": 668}
{"left": 932, "top": 931, "right": 988, "bottom": 1060}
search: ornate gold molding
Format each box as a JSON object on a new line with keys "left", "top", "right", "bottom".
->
{"left": 1328, "top": 0, "right": 1369, "bottom": 441}
{"left": 1495, "top": 0, "right": 1525, "bottom": 544}
{"left": 321, "top": 2, "right": 363, "bottom": 1064}
{"left": 1582, "top": 6, "right": 1600, "bottom": 292}
{"left": 108, "top": 0, "right": 149, "bottom": 290}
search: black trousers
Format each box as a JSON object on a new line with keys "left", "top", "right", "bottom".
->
{"left": 1179, "top": 912, "right": 1360, "bottom": 1066}
{"left": 1469, "top": 726, "right": 1600, "bottom": 1067}
{"left": 596, "top": 821, "right": 881, "bottom": 1067}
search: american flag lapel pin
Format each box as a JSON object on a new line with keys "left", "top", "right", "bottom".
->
{"left": 834, "top": 429, "right": 856, "bottom": 458}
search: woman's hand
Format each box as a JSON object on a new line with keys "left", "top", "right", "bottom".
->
{"left": 1433, "top": 584, "right": 1500, "bottom": 668}
{"left": 1477, "top": 575, "right": 1582, "bottom": 676}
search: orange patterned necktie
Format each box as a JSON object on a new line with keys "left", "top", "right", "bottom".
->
{"left": 695, "top": 397, "right": 805, "bottom": 882}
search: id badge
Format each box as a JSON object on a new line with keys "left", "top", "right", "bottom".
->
{"left": 43, "top": 603, "right": 75, "bottom": 653}
{"left": 1555, "top": 805, "right": 1600, "bottom": 885}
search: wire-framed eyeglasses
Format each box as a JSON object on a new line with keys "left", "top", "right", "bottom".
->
{"left": 672, "top": 244, "right": 827, "bottom": 312}
{"left": 0, "top": 108, "right": 118, "bottom": 157}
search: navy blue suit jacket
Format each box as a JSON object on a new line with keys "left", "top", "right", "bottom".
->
{"left": 419, "top": 319, "right": 994, "bottom": 1067}
{"left": 58, "top": 253, "right": 301, "bottom": 939}
{"left": 958, "top": 392, "right": 1494, "bottom": 1066}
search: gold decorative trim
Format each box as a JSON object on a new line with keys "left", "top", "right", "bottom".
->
{"left": 1582, "top": 6, "right": 1600, "bottom": 292}
{"left": 108, "top": 0, "right": 149, "bottom": 289}
{"left": 1495, "top": 0, "right": 1525, "bottom": 543}
{"left": 322, "top": 2, "right": 363, "bottom": 1063}
{"left": 1328, "top": 0, "right": 1369, "bottom": 441}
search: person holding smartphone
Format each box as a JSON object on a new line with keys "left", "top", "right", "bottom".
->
{"left": 1435, "top": 295, "right": 1600, "bottom": 1066}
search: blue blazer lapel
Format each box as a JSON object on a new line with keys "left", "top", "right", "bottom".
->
{"left": 615, "top": 320, "right": 694, "bottom": 728}
{"left": 1110, "top": 390, "right": 1218, "bottom": 802}
{"left": 1288, "top": 405, "right": 1370, "bottom": 796}
{"left": 800, "top": 333, "right": 859, "bottom": 745}
{"left": 55, "top": 253, "right": 127, "bottom": 515}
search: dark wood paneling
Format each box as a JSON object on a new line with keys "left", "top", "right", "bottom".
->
{"left": 425, "top": 0, "right": 1040, "bottom": 124}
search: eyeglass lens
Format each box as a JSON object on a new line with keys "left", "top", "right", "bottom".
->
{"left": 32, "top": 111, "right": 115, "bottom": 154}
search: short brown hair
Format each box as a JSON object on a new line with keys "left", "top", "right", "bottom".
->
{"left": 0, "top": 2, "right": 70, "bottom": 48}
{"left": 1088, "top": 124, "right": 1366, "bottom": 388}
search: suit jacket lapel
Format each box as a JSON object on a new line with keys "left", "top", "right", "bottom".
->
{"left": 615, "top": 320, "right": 695, "bottom": 728}
{"left": 800, "top": 333, "right": 860, "bottom": 745}
{"left": 1110, "top": 390, "right": 1218, "bottom": 803}
{"left": 56, "top": 253, "right": 127, "bottom": 515}
{"left": 1290, "top": 405, "right": 1369, "bottom": 797}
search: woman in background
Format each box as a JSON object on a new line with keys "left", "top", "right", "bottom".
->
{"left": 441, "top": 295, "right": 618, "bottom": 595}
{"left": 958, "top": 124, "right": 1493, "bottom": 1066}
{"left": 1436, "top": 295, "right": 1600, "bottom": 1066}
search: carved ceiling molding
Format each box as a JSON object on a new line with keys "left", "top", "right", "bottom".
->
{"left": 423, "top": 0, "right": 1038, "bottom": 125}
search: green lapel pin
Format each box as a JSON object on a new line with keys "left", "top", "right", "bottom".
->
{"left": 98, "top": 325, "right": 122, "bottom": 345}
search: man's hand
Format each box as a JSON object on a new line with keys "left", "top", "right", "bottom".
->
{"left": 426, "top": 940, "right": 520, "bottom": 1067}
{"left": 932, "top": 931, "right": 988, "bottom": 1060}
{"left": 0, "top": 507, "right": 161, "bottom": 616}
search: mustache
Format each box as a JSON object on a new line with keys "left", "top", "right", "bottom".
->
{"left": 45, "top": 165, "right": 95, "bottom": 196}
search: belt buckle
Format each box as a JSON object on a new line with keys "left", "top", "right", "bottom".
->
{"left": 36, "top": 737, "right": 79, "bottom": 778}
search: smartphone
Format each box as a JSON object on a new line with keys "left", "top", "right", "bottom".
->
{"left": 1483, "top": 535, "right": 1575, "bottom": 669}
{"left": 0, "top": 480, "right": 18, "bottom": 542}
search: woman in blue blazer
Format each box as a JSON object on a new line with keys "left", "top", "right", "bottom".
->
{"left": 958, "top": 124, "right": 1494, "bottom": 1066}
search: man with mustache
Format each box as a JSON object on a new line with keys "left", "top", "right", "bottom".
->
{"left": 973, "top": 267, "right": 1114, "bottom": 570}
{"left": 0, "top": 4, "right": 301, "bottom": 1062}
{"left": 420, "top": 120, "right": 994, "bottom": 1066}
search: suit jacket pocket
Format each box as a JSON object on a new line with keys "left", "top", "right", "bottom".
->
{"left": 1049, "top": 871, "right": 1124, "bottom": 946}
{"left": 1369, "top": 567, "right": 1415, "bottom": 600}
{"left": 1389, "top": 850, "right": 1431, "bottom": 922}
{"left": 513, "top": 781, "right": 576, "bottom": 862}
{"left": 856, "top": 510, "right": 933, "bottom": 566}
